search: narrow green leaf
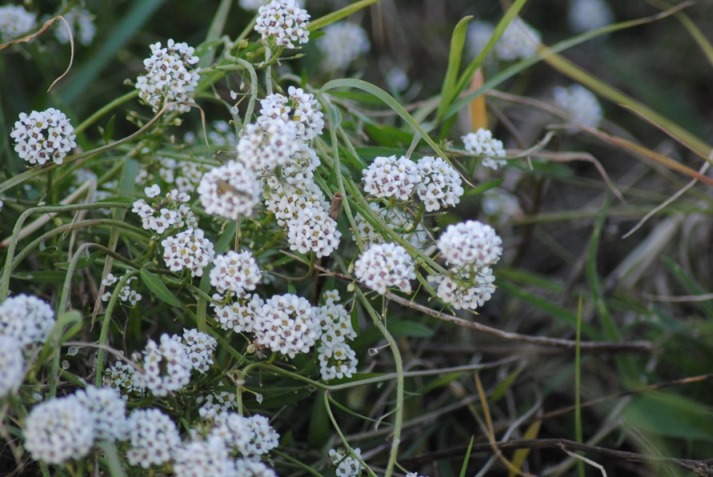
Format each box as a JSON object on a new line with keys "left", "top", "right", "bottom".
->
{"left": 308, "top": 0, "right": 380, "bottom": 32}
{"left": 199, "top": 0, "right": 232, "bottom": 68}
{"left": 140, "top": 268, "right": 182, "bottom": 307}
{"left": 623, "top": 392, "right": 713, "bottom": 442}
{"left": 459, "top": 435, "right": 475, "bottom": 477}
{"left": 437, "top": 16, "right": 473, "bottom": 120}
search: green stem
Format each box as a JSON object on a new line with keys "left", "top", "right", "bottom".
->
{"left": 75, "top": 91, "right": 139, "bottom": 135}
{"left": 356, "top": 289, "right": 404, "bottom": 477}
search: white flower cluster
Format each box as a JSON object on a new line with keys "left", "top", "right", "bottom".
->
{"left": 0, "top": 5, "right": 36, "bottom": 41}
{"left": 211, "top": 413, "right": 280, "bottom": 457}
{"left": 286, "top": 205, "right": 342, "bottom": 257}
{"left": 104, "top": 329, "right": 215, "bottom": 397}
{"left": 553, "top": 84, "right": 603, "bottom": 130}
{"left": 495, "top": 17, "right": 541, "bottom": 61}
{"left": 462, "top": 128, "right": 507, "bottom": 170}
{"left": 354, "top": 242, "right": 416, "bottom": 295}
{"left": 316, "top": 291, "right": 358, "bottom": 380}
{"left": 258, "top": 86, "right": 325, "bottom": 140}
{"left": 55, "top": 6, "right": 96, "bottom": 45}
{"left": 197, "top": 160, "right": 261, "bottom": 220}
{"left": 162, "top": 228, "right": 215, "bottom": 277}
{"left": 362, "top": 155, "right": 420, "bottom": 201}
{"left": 434, "top": 220, "right": 502, "bottom": 310}
{"left": 318, "top": 22, "right": 370, "bottom": 72}
{"left": 210, "top": 250, "right": 262, "bottom": 296}
{"left": 254, "top": 0, "right": 310, "bottom": 48}
{"left": 568, "top": 0, "right": 614, "bottom": 33}
{"left": 137, "top": 155, "right": 209, "bottom": 194}
{"left": 329, "top": 447, "right": 363, "bottom": 477}
{"left": 415, "top": 156, "right": 464, "bottom": 212}
{"left": 240, "top": 0, "right": 304, "bottom": 10}
{"left": 354, "top": 203, "right": 431, "bottom": 251}
{"left": 237, "top": 119, "right": 301, "bottom": 172}
{"left": 0, "top": 294, "right": 55, "bottom": 346}
{"left": 264, "top": 173, "right": 326, "bottom": 225}
{"left": 126, "top": 408, "right": 181, "bottom": 468}
{"left": 132, "top": 186, "right": 197, "bottom": 235}
{"left": 11, "top": 108, "right": 77, "bottom": 166}
{"left": 252, "top": 294, "right": 321, "bottom": 358}
{"left": 197, "top": 391, "right": 238, "bottom": 421}
{"left": 101, "top": 272, "right": 142, "bottom": 305}
{"left": 173, "top": 436, "right": 232, "bottom": 477}
{"left": 212, "top": 293, "right": 264, "bottom": 334}
{"left": 23, "top": 386, "right": 127, "bottom": 465}
{"left": 0, "top": 335, "right": 24, "bottom": 398}
{"left": 136, "top": 39, "right": 200, "bottom": 114}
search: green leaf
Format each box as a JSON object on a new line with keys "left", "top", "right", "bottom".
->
{"left": 363, "top": 123, "right": 412, "bottom": 148}
{"left": 139, "top": 268, "right": 182, "bottom": 307}
{"left": 463, "top": 178, "right": 505, "bottom": 196}
{"left": 437, "top": 16, "right": 473, "bottom": 120}
{"left": 623, "top": 392, "right": 713, "bottom": 442}
{"left": 309, "top": 0, "right": 380, "bottom": 32}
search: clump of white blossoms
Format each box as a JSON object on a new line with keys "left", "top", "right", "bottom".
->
{"left": 253, "top": 294, "right": 320, "bottom": 358}
{"left": 212, "top": 293, "right": 264, "bottom": 334}
{"left": 362, "top": 155, "right": 420, "bottom": 201}
{"left": 210, "top": 250, "right": 262, "bottom": 296}
{"left": 233, "top": 459, "right": 278, "bottom": 476}
{"left": 316, "top": 291, "right": 358, "bottom": 380}
{"left": 11, "top": 108, "right": 77, "bottom": 166}
{"left": 198, "top": 161, "right": 261, "bottom": 220}
{"left": 101, "top": 272, "right": 142, "bottom": 305}
{"left": 0, "top": 5, "right": 36, "bottom": 41}
{"left": 24, "top": 396, "right": 95, "bottom": 464}
{"left": 133, "top": 333, "right": 193, "bottom": 396}
{"left": 55, "top": 6, "right": 96, "bottom": 45}
{"left": 161, "top": 228, "right": 215, "bottom": 277}
{"left": 434, "top": 268, "right": 496, "bottom": 310}
{"left": 462, "top": 128, "right": 507, "bottom": 170}
{"left": 318, "top": 21, "right": 370, "bottom": 72}
{"left": 173, "top": 436, "right": 232, "bottom": 477}
{"left": 437, "top": 220, "right": 502, "bottom": 269}
{"left": 254, "top": 0, "right": 310, "bottom": 48}
{"left": 182, "top": 328, "right": 218, "bottom": 373}
{"left": 258, "top": 86, "right": 325, "bottom": 140}
{"left": 286, "top": 205, "right": 342, "bottom": 257}
{"left": 354, "top": 243, "right": 416, "bottom": 295}
{"left": 135, "top": 39, "right": 200, "bottom": 114}
{"left": 125, "top": 408, "right": 181, "bottom": 468}
{"left": 0, "top": 294, "right": 55, "bottom": 347}
{"left": 329, "top": 447, "right": 363, "bottom": 477}
{"left": 197, "top": 391, "right": 238, "bottom": 421}
{"left": 210, "top": 412, "right": 280, "bottom": 457}
{"left": 264, "top": 173, "right": 327, "bottom": 226}
{"left": 0, "top": 336, "right": 24, "bottom": 398}
{"left": 74, "top": 386, "right": 128, "bottom": 442}
{"left": 237, "top": 119, "right": 301, "bottom": 172}
{"left": 132, "top": 186, "right": 198, "bottom": 235}
{"left": 553, "top": 84, "right": 603, "bottom": 130}
{"left": 568, "top": 0, "right": 614, "bottom": 33}
{"left": 240, "top": 0, "right": 304, "bottom": 11}
{"left": 415, "top": 156, "right": 464, "bottom": 211}
{"left": 495, "top": 17, "right": 541, "bottom": 61}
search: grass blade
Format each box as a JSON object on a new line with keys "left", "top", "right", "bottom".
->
{"left": 437, "top": 16, "right": 473, "bottom": 120}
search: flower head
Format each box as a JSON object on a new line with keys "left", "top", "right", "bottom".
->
{"left": 0, "top": 336, "right": 24, "bottom": 398}
{"left": 0, "top": 5, "right": 36, "bottom": 41}
{"left": 253, "top": 294, "right": 320, "bottom": 358}
{"left": 437, "top": 220, "right": 502, "bottom": 269}
{"left": 198, "top": 161, "right": 261, "bottom": 220}
{"left": 462, "top": 129, "right": 506, "bottom": 170}
{"left": 415, "top": 156, "right": 464, "bottom": 211}
{"left": 286, "top": 205, "right": 342, "bottom": 257}
{"left": 354, "top": 243, "right": 415, "bottom": 295}
{"left": 74, "top": 386, "right": 128, "bottom": 442}
{"left": 55, "top": 7, "right": 96, "bottom": 45}
{"left": 210, "top": 250, "right": 262, "bottom": 296}
{"left": 172, "top": 436, "right": 233, "bottom": 477}
{"left": 362, "top": 155, "right": 420, "bottom": 201}
{"left": 434, "top": 267, "right": 496, "bottom": 310}
{"left": 24, "top": 396, "right": 95, "bottom": 464}
{"left": 258, "top": 86, "right": 324, "bottom": 140}
{"left": 553, "top": 84, "right": 603, "bottom": 129}
{"left": 182, "top": 328, "right": 218, "bottom": 373}
{"left": 318, "top": 22, "right": 370, "bottom": 72}
{"left": 568, "top": 0, "right": 614, "bottom": 33}
{"left": 11, "top": 108, "right": 76, "bottom": 166}
{"left": 0, "top": 294, "right": 55, "bottom": 346}
{"left": 134, "top": 333, "right": 192, "bottom": 397}
{"left": 125, "top": 408, "right": 180, "bottom": 468}
{"left": 237, "top": 120, "right": 301, "bottom": 173}
{"left": 135, "top": 39, "right": 200, "bottom": 114}
{"left": 495, "top": 17, "right": 540, "bottom": 61}
{"left": 255, "top": 0, "right": 310, "bottom": 48}
{"left": 161, "top": 228, "right": 215, "bottom": 277}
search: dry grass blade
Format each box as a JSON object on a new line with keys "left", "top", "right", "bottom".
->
{"left": 469, "top": 68, "right": 488, "bottom": 130}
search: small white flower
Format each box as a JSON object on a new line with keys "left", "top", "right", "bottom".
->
{"left": 568, "top": 0, "right": 614, "bottom": 33}
{"left": 553, "top": 84, "right": 603, "bottom": 129}
{"left": 329, "top": 447, "right": 363, "bottom": 477}
{"left": 24, "top": 396, "right": 95, "bottom": 464}
{"left": 315, "top": 292, "right": 356, "bottom": 345}
{"left": 145, "top": 184, "right": 161, "bottom": 197}
{"left": 197, "top": 391, "right": 238, "bottom": 422}
{"left": 55, "top": 6, "right": 96, "bottom": 45}
{"left": 362, "top": 155, "right": 420, "bottom": 201}
{"left": 415, "top": 156, "right": 464, "bottom": 211}
{"left": 462, "top": 128, "right": 506, "bottom": 170}
{"left": 210, "top": 250, "right": 263, "bottom": 296}
{"left": 135, "top": 39, "right": 200, "bottom": 114}
{"left": 495, "top": 17, "right": 540, "bottom": 61}
{"left": 258, "top": 86, "right": 324, "bottom": 140}
{"left": 318, "top": 22, "right": 370, "bottom": 72}
{"left": 11, "top": 108, "right": 76, "bottom": 166}
{"left": 437, "top": 220, "right": 502, "bottom": 269}
{"left": 354, "top": 243, "right": 415, "bottom": 295}
{"left": 125, "top": 408, "right": 181, "bottom": 468}
{"left": 0, "top": 294, "right": 55, "bottom": 346}
{"left": 161, "top": 228, "right": 215, "bottom": 277}
{"left": 0, "top": 336, "right": 24, "bottom": 398}
{"left": 318, "top": 341, "right": 358, "bottom": 380}
{"left": 198, "top": 160, "right": 261, "bottom": 219}
{"left": 0, "top": 5, "right": 36, "bottom": 41}
{"left": 255, "top": 0, "right": 310, "bottom": 48}
{"left": 434, "top": 267, "right": 496, "bottom": 310}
